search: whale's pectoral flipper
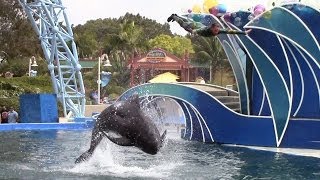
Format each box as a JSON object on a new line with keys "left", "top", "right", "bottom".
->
{"left": 74, "top": 149, "right": 93, "bottom": 164}
{"left": 103, "top": 131, "right": 135, "bottom": 146}
{"left": 75, "top": 128, "right": 103, "bottom": 164}
{"left": 159, "top": 130, "right": 167, "bottom": 148}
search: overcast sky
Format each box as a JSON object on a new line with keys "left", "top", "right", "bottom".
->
{"left": 63, "top": 0, "right": 271, "bottom": 35}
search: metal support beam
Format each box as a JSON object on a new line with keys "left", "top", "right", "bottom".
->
{"left": 19, "top": 0, "right": 85, "bottom": 118}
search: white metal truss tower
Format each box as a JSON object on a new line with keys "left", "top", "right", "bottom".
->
{"left": 19, "top": 0, "right": 85, "bottom": 118}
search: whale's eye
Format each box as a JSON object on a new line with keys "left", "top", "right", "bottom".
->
{"left": 115, "top": 112, "right": 125, "bottom": 118}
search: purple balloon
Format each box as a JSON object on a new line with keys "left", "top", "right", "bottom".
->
{"left": 254, "top": 8, "right": 264, "bottom": 16}
{"left": 188, "top": 9, "right": 192, "bottom": 13}
{"left": 254, "top": 4, "right": 265, "bottom": 12}
{"left": 209, "top": 7, "right": 219, "bottom": 16}
{"left": 223, "top": 13, "right": 231, "bottom": 22}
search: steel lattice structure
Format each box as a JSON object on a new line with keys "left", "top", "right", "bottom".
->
{"left": 19, "top": 0, "right": 85, "bottom": 118}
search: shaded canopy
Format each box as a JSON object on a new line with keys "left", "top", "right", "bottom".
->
{"left": 148, "top": 72, "right": 179, "bottom": 83}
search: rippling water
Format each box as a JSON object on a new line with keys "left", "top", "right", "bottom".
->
{"left": 0, "top": 130, "right": 319, "bottom": 179}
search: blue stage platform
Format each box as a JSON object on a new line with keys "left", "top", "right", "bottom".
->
{"left": 116, "top": 4, "right": 320, "bottom": 150}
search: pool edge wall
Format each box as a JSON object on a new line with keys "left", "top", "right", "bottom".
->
{"left": 0, "top": 121, "right": 94, "bottom": 131}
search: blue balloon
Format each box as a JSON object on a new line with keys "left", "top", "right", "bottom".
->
{"left": 217, "top": 4, "right": 227, "bottom": 14}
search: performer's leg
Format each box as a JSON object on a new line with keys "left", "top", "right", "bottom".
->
{"left": 168, "top": 14, "right": 191, "bottom": 23}
{"left": 167, "top": 14, "right": 194, "bottom": 32}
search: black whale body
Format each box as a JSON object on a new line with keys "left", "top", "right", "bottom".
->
{"left": 75, "top": 94, "right": 167, "bottom": 163}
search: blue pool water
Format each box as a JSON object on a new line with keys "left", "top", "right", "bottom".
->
{"left": 0, "top": 130, "right": 319, "bottom": 179}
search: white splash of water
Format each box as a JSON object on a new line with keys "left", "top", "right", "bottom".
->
{"left": 140, "top": 96, "right": 167, "bottom": 131}
{"left": 65, "top": 96, "right": 185, "bottom": 178}
{"left": 68, "top": 140, "right": 182, "bottom": 178}
{"left": 13, "top": 164, "right": 35, "bottom": 171}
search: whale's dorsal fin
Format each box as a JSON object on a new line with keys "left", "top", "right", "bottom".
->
{"left": 103, "top": 131, "right": 134, "bottom": 146}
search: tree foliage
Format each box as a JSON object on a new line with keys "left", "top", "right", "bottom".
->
{"left": 189, "top": 35, "right": 227, "bottom": 81}
{"left": 0, "top": 1, "right": 237, "bottom": 112}
{"left": 75, "top": 31, "right": 99, "bottom": 58}
{"left": 72, "top": 13, "right": 177, "bottom": 91}
{"left": 110, "top": 20, "right": 144, "bottom": 56}
{"left": 0, "top": 0, "right": 41, "bottom": 59}
{"left": 2, "top": 4, "right": 230, "bottom": 89}
{"left": 120, "top": 13, "right": 172, "bottom": 44}
{"left": 73, "top": 13, "right": 173, "bottom": 58}
{"left": 108, "top": 50, "right": 130, "bottom": 87}
{"left": 0, "top": 0, "right": 44, "bottom": 77}
{"left": 148, "top": 34, "right": 194, "bottom": 58}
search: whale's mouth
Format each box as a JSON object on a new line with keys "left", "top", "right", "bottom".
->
{"left": 103, "top": 130, "right": 134, "bottom": 146}
{"left": 104, "top": 130, "right": 123, "bottom": 139}
{"left": 113, "top": 110, "right": 127, "bottom": 119}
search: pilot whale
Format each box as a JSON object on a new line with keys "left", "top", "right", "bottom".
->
{"left": 75, "top": 94, "right": 167, "bottom": 163}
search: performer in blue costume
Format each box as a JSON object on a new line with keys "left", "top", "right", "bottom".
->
{"left": 167, "top": 14, "right": 251, "bottom": 37}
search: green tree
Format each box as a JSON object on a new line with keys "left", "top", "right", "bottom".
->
{"left": 0, "top": 56, "right": 48, "bottom": 77}
{"left": 98, "top": 20, "right": 143, "bottom": 91}
{"left": 71, "top": 13, "right": 180, "bottom": 89}
{"left": 148, "top": 34, "right": 194, "bottom": 58}
{"left": 74, "top": 31, "right": 98, "bottom": 58}
{"left": 172, "top": 36, "right": 194, "bottom": 57}
{"left": 190, "top": 36, "right": 226, "bottom": 82}
{"left": 0, "top": 0, "right": 41, "bottom": 59}
{"left": 99, "top": 50, "right": 130, "bottom": 98}
{"left": 83, "top": 52, "right": 128, "bottom": 100}
{"left": 108, "top": 50, "right": 130, "bottom": 87}
{"left": 73, "top": 13, "right": 173, "bottom": 57}
{"left": 0, "top": 0, "right": 45, "bottom": 77}
{"left": 121, "top": 13, "right": 172, "bottom": 42}
{"left": 73, "top": 18, "right": 121, "bottom": 57}
{"left": 116, "top": 20, "right": 143, "bottom": 55}
{"left": 149, "top": 34, "right": 175, "bottom": 52}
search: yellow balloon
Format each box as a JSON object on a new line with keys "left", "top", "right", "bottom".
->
{"left": 192, "top": 4, "right": 202, "bottom": 13}
{"left": 203, "top": 0, "right": 218, "bottom": 13}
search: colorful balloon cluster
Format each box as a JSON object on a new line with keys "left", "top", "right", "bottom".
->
{"left": 209, "top": 4, "right": 227, "bottom": 16}
{"left": 188, "top": 0, "right": 227, "bottom": 17}
{"left": 186, "top": 1, "right": 276, "bottom": 25}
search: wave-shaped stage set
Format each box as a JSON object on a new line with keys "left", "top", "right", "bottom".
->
{"left": 119, "top": 3, "right": 320, "bottom": 150}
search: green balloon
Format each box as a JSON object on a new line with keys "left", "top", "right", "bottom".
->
{"left": 192, "top": 14, "right": 202, "bottom": 22}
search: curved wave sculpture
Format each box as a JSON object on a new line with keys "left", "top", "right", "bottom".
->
{"left": 119, "top": 2, "right": 320, "bottom": 149}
